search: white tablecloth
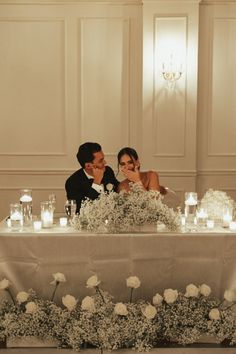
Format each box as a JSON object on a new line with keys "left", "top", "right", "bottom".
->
{"left": 1, "top": 221, "right": 236, "bottom": 303}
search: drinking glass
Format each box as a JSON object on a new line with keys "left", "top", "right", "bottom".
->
{"left": 65, "top": 200, "right": 77, "bottom": 218}
{"left": 49, "top": 193, "right": 56, "bottom": 212}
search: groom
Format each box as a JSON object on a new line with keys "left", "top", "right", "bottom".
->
{"left": 65, "top": 142, "right": 119, "bottom": 213}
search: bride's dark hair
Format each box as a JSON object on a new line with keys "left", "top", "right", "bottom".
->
{"left": 117, "top": 147, "right": 139, "bottom": 173}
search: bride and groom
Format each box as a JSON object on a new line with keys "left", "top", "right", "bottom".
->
{"left": 65, "top": 142, "right": 166, "bottom": 213}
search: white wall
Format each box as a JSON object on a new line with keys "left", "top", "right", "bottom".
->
{"left": 0, "top": 0, "right": 236, "bottom": 219}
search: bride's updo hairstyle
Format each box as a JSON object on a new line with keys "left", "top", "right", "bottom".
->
{"left": 117, "top": 147, "right": 139, "bottom": 173}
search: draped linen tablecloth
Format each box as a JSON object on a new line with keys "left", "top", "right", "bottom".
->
{"left": 0, "top": 220, "right": 236, "bottom": 303}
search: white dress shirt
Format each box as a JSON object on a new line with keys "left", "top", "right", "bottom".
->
{"left": 83, "top": 169, "right": 104, "bottom": 194}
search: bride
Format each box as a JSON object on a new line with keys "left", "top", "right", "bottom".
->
{"left": 117, "top": 147, "right": 166, "bottom": 194}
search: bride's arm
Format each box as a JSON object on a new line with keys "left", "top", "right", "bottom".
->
{"left": 148, "top": 171, "right": 167, "bottom": 194}
{"left": 148, "top": 171, "right": 161, "bottom": 191}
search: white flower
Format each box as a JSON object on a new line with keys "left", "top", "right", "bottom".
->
{"left": 142, "top": 304, "right": 157, "bottom": 319}
{"left": 224, "top": 289, "right": 236, "bottom": 302}
{"left": 152, "top": 293, "right": 163, "bottom": 306}
{"left": 114, "top": 302, "right": 128, "bottom": 316}
{"left": 126, "top": 276, "right": 141, "bottom": 289}
{"left": 209, "top": 308, "right": 220, "bottom": 320}
{"left": 106, "top": 183, "right": 114, "bottom": 191}
{"left": 163, "top": 289, "right": 178, "bottom": 304}
{"left": 86, "top": 275, "right": 101, "bottom": 288}
{"left": 185, "top": 284, "right": 199, "bottom": 298}
{"left": 16, "top": 291, "right": 29, "bottom": 304}
{"left": 25, "top": 301, "right": 38, "bottom": 313}
{"left": 81, "top": 296, "right": 96, "bottom": 312}
{"left": 62, "top": 294, "right": 77, "bottom": 311}
{"left": 50, "top": 272, "right": 66, "bottom": 285}
{"left": 0, "top": 279, "right": 10, "bottom": 290}
{"left": 199, "top": 284, "right": 211, "bottom": 297}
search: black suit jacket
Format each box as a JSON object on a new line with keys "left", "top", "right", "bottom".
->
{"left": 65, "top": 166, "right": 119, "bottom": 213}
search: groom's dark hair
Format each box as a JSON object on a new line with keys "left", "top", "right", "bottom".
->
{"left": 77, "top": 142, "right": 102, "bottom": 168}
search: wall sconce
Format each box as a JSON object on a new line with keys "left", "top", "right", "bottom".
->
{"left": 162, "top": 54, "right": 183, "bottom": 89}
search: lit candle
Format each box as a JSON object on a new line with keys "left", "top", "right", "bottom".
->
{"left": 196, "top": 208, "right": 208, "bottom": 219}
{"left": 11, "top": 211, "right": 22, "bottom": 221}
{"left": 41, "top": 211, "right": 53, "bottom": 228}
{"left": 20, "top": 195, "right": 32, "bottom": 203}
{"left": 185, "top": 193, "right": 198, "bottom": 206}
{"left": 207, "top": 220, "right": 214, "bottom": 229}
{"left": 59, "top": 217, "right": 67, "bottom": 227}
{"left": 33, "top": 221, "right": 42, "bottom": 231}
{"left": 223, "top": 212, "right": 232, "bottom": 228}
{"left": 7, "top": 219, "right": 11, "bottom": 227}
{"left": 181, "top": 215, "right": 186, "bottom": 226}
{"left": 229, "top": 222, "right": 236, "bottom": 231}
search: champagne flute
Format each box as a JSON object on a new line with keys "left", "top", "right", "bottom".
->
{"left": 49, "top": 194, "right": 56, "bottom": 212}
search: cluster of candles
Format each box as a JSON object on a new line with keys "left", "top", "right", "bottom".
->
{"left": 8, "top": 189, "right": 69, "bottom": 231}
{"left": 183, "top": 192, "right": 236, "bottom": 230}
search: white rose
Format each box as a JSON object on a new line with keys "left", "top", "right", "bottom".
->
{"left": 209, "top": 308, "right": 220, "bottom": 320}
{"left": 142, "top": 304, "right": 157, "bottom": 320}
{"left": 224, "top": 290, "right": 236, "bottom": 302}
{"left": 126, "top": 276, "right": 141, "bottom": 289}
{"left": 106, "top": 183, "right": 113, "bottom": 191}
{"left": 163, "top": 289, "right": 178, "bottom": 304}
{"left": 153, "top": 293, "right": 163, "bottom": 306}
{"left": 51, "top": 272, "right": 66, "bottom": 285}
{"left": 86, "top": 275, "right": 101, "bottom": 288}
{"left": 25, "top": 301, "right": 38, "bottom": 314}
{"left": 199, "top": 284, "right": 211, "bottom": 297}
{"left": 0, "top": 279, "right": 10, "bottom": 290}
{"left": 185, "top": 284, "right": 199, "bottom": 298}
{"left": 16, "top": 291, "right": 29, "bottom": 304}
{"left": 62, "top": 294, "right": 77, "bottom": 311}
{"left": 81, "top": 296, "right": 96, "bottom": 312}
{"left": 114, "top": 302, "right": 128, "bottom": 316}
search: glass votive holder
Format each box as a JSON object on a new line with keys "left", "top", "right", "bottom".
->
{"left": 184, "top": 192, "right": 198, "bottom": 226}
{"left": 59, "top": 217, "right": 68, "bottom": 227}
{"left": 33, "top": 221, "right": 42, "bottom": 231}
{"left": 20, "top": 189, "right": 33, "bottom": 226}
{"left": 196, "top": 207, "right": 208, "bottom": 227}
{"left": 207, "top": 219, "right": 215, "bottom": 229}
{"left": 10, "top": 203, "right": 23, "bottom": 230}
{"left": 181, "top": 215, "right": 186, "bottom": 226}
{"left": 41, "top": 201, "right": 53, "bottom": 228}
{"left": 229, "top": 221, "right": 236, "bottom": 231}
{"left": 222, "top": 208, "right": 233, "bottom": 228}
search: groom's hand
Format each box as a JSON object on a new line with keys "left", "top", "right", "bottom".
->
{"left": 121, "top": 166, "right": 141, "bottom": 183}
{"left": 92, "top": 166, "right": 105, "bottom": 185}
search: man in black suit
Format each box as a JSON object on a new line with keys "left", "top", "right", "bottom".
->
{"left": 65, "top": 142, "right": 119, "bottom": 213}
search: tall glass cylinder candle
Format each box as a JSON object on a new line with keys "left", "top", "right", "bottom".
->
{"left": 184, "top": 192, "right": 198, "bottom": 227}
{"left": 10, "top": 203, "right": 23, "bottom": 230}
{"left": 41, "top": 201, "right": 53, "bottom": 228}
{"left": 20, "top": 189, "right": 32, "bottom": 226}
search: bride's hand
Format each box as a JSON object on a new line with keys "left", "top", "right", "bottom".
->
{"left": 121, "top": 166, "right": 141, "bottom": 183}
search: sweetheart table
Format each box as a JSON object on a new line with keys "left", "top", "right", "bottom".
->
{"left": 0, "top": 220, "right": 236, "bottom": 303}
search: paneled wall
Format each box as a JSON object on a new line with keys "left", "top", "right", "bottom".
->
{"left": 0, "top": 0, "right": 236, "bottom": 220}
{"left": 197, "top": 0, "right": 236, "bottom": 200}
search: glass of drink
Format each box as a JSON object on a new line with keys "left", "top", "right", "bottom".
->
{"left": 10, "top": 203, "right": 23, "bottom": 231}
{"left": 65, "top": 200, "right": 77, "bottom": 218}
{"left": 49, "top": 193, "right": 56, "bottom": 212}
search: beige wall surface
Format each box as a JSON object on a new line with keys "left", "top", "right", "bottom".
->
{"left": 0, "top": 0, "right": 235, "bottom": 219}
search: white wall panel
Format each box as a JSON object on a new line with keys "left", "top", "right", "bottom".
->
{"left": 154, "top": 16, "right": 187, "bottom": 157}
{"left": 80, "top": 18, "right": 130, "bottom": 156}
{"left": 209, "top": 18, "right": 236, "bottom": 156}
{"left": 0, "top": 18, "right": 66, "bottom": 155}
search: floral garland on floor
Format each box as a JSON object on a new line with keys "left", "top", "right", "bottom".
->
{"left": 74, "top": 183, "right": 181, "bottom": 233}
{"left": 1, "top": 273, "right": 236, "bottom": 351}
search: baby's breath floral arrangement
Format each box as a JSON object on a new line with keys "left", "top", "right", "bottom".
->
{"left": 75, "top": 183, "right": 180, "bottom": 233}
{"left": 1, "top": 274, "right": 236, "bottom": 351}
{"left": 201, "top": 189, "right": 236, "bottom": 221}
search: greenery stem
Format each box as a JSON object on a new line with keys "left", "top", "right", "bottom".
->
{"left": 224, "top": 302, "right": 236, "bottom": 310}
{"left": 51, "top": 281, "right": 59, "bottom": 302}
{"left": 96, "top": 287, "right": 105, "bottom": 304}
{"left": 130, "top": 288, "right": 134, "bottom": 303}
{"left": 6, "top": 288, "right": 15, "bottom": 305}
